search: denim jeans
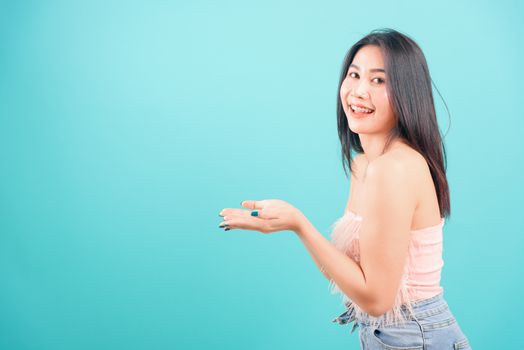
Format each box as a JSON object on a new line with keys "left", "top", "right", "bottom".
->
{"left": 332, "top": 292, "right": 472, "bottom": 349}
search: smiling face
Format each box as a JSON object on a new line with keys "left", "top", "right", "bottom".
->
{"left": 340, "top": 45, "right": 397, "bottom": 136}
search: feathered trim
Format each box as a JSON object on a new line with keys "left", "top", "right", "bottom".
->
{"left": 328, "top": 211, "right": 416, "bottom": 328}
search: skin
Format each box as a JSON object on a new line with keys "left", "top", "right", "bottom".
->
{"left": 218, "top": 45, "right": 442, "bottom": 317}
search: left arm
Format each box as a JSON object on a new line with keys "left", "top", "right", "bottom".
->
{"left": 219, "top": 160, "right": 416, "bottom": 317}
{"left": 294, "top": 159, "right": 417, "bottom": 317}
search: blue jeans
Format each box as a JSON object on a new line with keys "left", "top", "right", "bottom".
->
{"left": 332, "top": 292, "right": 472, "bottom": 349}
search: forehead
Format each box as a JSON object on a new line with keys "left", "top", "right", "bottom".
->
{"left": 351, "top": 45, "right": 385, "bottom": 70}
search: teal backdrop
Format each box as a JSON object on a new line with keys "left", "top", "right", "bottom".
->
{"left": 1, "top": 1, "right": 523, "bottom": 349}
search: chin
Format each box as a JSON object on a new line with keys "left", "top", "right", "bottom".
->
{"left": 348, "top": 119, "right": 370, "bottom": 133}
{"left": 348, "top": 126, "right": 366, "bottom": 134}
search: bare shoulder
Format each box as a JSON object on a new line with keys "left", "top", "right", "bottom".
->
{"left": 368, "top": 146, "right": 428, "bottom": 184}
{"left": 365, "top": 145, "right": 429, "bottom": 210}
{"left": 348, "top": 146, "right": 430, "bottom": 217}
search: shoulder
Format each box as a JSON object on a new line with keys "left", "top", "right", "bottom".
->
{"left": 365, "top": 146, "right": 427, "bottom": 204}
{"left": 367, "top": 146, "right": 427, "bottom": 183}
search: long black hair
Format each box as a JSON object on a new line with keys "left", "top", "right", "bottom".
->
{"left": 337, "top": 28, "right": 451, "bottom": 219}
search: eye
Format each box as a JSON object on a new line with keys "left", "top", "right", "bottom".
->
{"left": 372, "top": 77, "right": 385, "bottom": 84}
{"left": 348, "top": 71, "right": 358, "bottom": 78}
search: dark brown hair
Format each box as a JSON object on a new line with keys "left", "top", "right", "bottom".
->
{"left": 336, "top": 28, "right": 451, "bottom": 218}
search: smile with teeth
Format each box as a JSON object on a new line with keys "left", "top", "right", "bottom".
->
{"left": 350, "top": 104, "right": 374, "bottom": 114}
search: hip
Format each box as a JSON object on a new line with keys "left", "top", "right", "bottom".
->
{"left": 334, "top": 292, "right": 472, "bottom": 350}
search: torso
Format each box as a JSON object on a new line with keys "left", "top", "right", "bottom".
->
{"left": 346, "top": 144, "right": 442, "bottom": 231}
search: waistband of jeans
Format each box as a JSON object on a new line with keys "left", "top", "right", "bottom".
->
{"left": 352, "top": 291, "right": 447, "bottom": 326}
{"left": 409, "top": 291, "right": 446, "bottom": 310}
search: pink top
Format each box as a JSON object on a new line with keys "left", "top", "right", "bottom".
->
{"left": 328, "top": 210, "right": 445, "bottom": 327}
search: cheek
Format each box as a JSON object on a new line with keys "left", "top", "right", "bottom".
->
{"left": 380, "top": 89, "right": 389, "bottom": 103}
{"left": 377, "top": 90, "right": 393, "bottom": 114}
{"left": 340, "top": 87, "right": 348, "bottom": 102}
{"left": 340, "top": 79, "right": 352, "bottom": 97}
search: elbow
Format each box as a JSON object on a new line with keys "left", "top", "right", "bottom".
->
{"left": 364, "top": 298, "right": 394, "bottom": 318}
{"left": 366, "top": 304, "right": 388, "bottom": 318}
{"left": 362, "top": 287, "right": 397, "bottom": 317}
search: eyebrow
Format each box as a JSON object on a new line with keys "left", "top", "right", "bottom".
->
{"left": 349, "top": 64, "right": 385, "bottom": 73}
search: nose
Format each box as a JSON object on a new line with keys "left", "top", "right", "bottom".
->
{"left": 350, "top": 81, "right": 370, "bottom": 99}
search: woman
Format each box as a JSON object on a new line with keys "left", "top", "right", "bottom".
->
{"left": 218, "top": 28, "right": 471, "bottom": 350}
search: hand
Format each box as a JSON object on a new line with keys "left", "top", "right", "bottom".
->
{"left": 218, "top": 199, "right": 305, "bottom": 234}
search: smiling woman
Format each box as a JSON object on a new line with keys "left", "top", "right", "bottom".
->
{"left": 327, "top": 28, "right": 471, "bottom": 350}
{"left": 217, "top": 27, "right": 471, "bottom": 350}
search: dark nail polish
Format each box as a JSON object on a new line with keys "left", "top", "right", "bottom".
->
{"left": 251, "top": 210, "right": 259, "bottom": 217}
{"left": 219, "top": 224, "right": 229, "bottom": 228}
{"left": 225, "top": 228, "right": 230, "bottom": 231}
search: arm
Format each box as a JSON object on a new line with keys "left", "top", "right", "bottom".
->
{"left": 295, "top": 158, "right": 416, "bottom": 317}
{"left": 357, "top": 159, "right": 416, "bottom": 315}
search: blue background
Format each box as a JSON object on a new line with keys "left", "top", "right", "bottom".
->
{"left": 1, "top": 0, "right": 523, "bottom": 349}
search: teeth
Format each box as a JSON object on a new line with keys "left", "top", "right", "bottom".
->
{"left": 351, "top": 105, "right": 373, "bottom": 113}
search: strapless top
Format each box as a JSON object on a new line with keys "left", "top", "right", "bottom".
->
{"left": 328, "top": 210, "right": 445, "bottom": 327}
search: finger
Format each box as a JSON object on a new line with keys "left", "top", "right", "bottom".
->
{"left": 240, "top": 200, "right": 264, "bottom": 210}
{"left": 223, "top": 208, "right": 278, "bottom": 220}
{"left": 223, "top": 216, "right": 270, "bottom": 233}
{"left": 240, "top": 200, "right": 279, "bottom": 220}
{"left": 222, "top": 208, "right": 256, "bottom": 218}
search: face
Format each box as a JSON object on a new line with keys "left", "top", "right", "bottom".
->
{"left": 340, "top": 45, "right": 396, "bottom": 135}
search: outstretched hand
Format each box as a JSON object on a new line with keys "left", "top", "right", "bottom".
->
{"left": 218, "top": 199, "right": 305, "bottom": 234}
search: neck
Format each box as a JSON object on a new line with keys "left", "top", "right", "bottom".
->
{"left": 359, "top": 133, "right": 404, "bottom": 163}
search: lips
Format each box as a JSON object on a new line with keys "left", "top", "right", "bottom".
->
{"left": 349, "top": 104, "right": 375, "bottom": 117}
{"left": 350, "top": 103, "right": 375, "bottom": 113}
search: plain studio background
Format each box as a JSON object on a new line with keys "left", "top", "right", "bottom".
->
{"left": 1, "top": 1, "right": 523, "bottom": 349}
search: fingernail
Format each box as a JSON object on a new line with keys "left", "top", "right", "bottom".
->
{"left": 225, "top": 228, "right": 230, "bottom": 231}
{"left": 219, "top": 224, "right": 229, "bottom": 228}
{"left": 251, "top": 210, "right": 259, "bottom": 217}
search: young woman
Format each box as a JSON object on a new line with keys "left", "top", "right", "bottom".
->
{"left": 218, "top": 28, "right": 471, "bottom": 350}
